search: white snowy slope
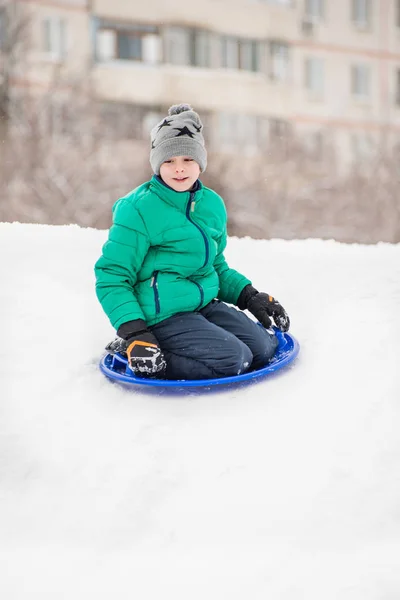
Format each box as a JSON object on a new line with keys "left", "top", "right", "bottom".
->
{"left": 1, "top": 222, "right": 400, "bottom": 600}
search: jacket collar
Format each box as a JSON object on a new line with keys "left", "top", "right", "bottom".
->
{"left": 150, "top": 175, "right": 203, "bottom": 210}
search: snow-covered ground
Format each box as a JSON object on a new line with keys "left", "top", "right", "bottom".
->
{"left": 1, "top": 222, "right": 400, "bottom": 599}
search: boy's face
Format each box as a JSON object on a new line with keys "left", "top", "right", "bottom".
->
{"left": 159, "top": 156, "right": 200, "bottom": 192}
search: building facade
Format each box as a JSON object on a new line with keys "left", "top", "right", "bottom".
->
{"left": 4, "top": 0, "right": 400, "bottom": 168}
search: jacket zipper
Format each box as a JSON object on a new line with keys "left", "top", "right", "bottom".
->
{"left": 186, "top": 192, "right": 209, "bottom": 269}
{"left": 150, "top": 270, "right": 160, "bottom": 314}
{"left": 191, "top": 279, "right": 204, "bottom": 311}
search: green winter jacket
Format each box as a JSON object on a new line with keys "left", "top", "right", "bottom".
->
{"left": 95, "top": 175, "right": 251, "bottom": 329}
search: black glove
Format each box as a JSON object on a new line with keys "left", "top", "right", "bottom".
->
{"left": 106, "top": 319, "right": 167, "bottom": 379}
{"left": 237, "top": 285, "right": 290, "bottom": 332}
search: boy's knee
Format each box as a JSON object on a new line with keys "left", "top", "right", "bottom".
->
{"left": 252, "top": 331, "right": 279, "bottom": 369}
{"left": 236, "top": 344, "right": 253, "bottom": 375}
{"left": 214, "top": 340, "right": 253, "bottom": 378}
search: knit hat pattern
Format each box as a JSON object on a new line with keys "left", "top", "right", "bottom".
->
{"left": 150, "top": 103, "right": 207, "bottom": 175}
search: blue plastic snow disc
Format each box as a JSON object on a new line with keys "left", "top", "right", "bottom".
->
{"left": 99, "top": 327, "right": 300, "bottom": 390}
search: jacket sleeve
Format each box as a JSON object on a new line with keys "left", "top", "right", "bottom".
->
{"left": 214, "top": 225, "right": 252, "bottom": 306}
{"left": 94, "top": 199, "right": 150, "bottom": 330}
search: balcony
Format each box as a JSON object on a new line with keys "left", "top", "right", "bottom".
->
{"left": 92, "top": 60, "right": 295, "bottom": 116}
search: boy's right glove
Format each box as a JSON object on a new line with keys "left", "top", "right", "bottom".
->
{"left": 237, "top": 285, "right": 290, "bottom": 332}
{"left": 107, "top": 319, "right": 167, "bottom": 379}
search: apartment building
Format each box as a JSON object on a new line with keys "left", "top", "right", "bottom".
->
{"left": 4, "top": 0, "right": 400, "bottom": 168}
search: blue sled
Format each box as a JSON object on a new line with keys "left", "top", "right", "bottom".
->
{"left": 99, "top": 327, "right": 300, "bottom": 391}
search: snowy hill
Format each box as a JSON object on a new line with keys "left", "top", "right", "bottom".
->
{"left": 1, "top": 222, "right": 400, "bottom": 600}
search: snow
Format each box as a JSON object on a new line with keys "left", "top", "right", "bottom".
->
{"left": 1, "top": 221, "right": 400, "bottom": 599}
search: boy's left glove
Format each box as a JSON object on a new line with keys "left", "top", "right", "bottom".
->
{"left": 237, "top": 285, "right": 290, "bottom": 332}
{"left": 106, "top": 319, "right": 167, "bottom": 378}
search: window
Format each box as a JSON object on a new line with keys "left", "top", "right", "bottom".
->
{"left": 165, "top": 27, "right": 191, "bottom": 65}
{"left": 352, "top": 0, "right": 371, "bottom": 29}
{"left": 218, "top": 113, "right": 260, "bottom": 151}
{"left": 237, "top": 114, "right": 259, "bottom": 148}
{"left": 218, "top": 112, "right": 237, "bottom": 146}
{"left": 305, "top": 57, "right": 324, "bottom": 97}
{"left": 35, "top": 100, "right": 73, "bottom": 137}
{"left": 0, "top": 8, "right": 6, "bottom": 51}
{"left": 191, "top": 30, "right": 210, "bottom": 67}
{"left": 221, "top": 36, "right": 261, "bottom": 72}
{"left": 305, "top": 0, "right": 324, "bottom": 21}
{"left": 218, "top": 113, "right": 280, "bottom": 152}
{"left": 270, "top": 42, "right": 290, "bottom": 81}
{"left": 96, "top": 29, "right": 116, "bottom": 61}
{"left": 118, "top": 34, "right": 141, "bottom": 60}
{"left": 142, "top": 110, "right": 164, "bottom": 138}
{"left": 100, "top": 103, "right": 162, "bottom": 140}
{"left": 8, "top": 95, "right": 29, "bottom": 132}
{"left": 255, "top": 116, "right": 270, "bottom": 149}
{"left": 239, "top": 40, "right": 259, "bottom": 71}
{"left": 221, "top": 37, "right": 239, "bottom": 69}
{"left": 351, "top": 133, "right": 374, "bottom": 160}
{"left": 96, "top": 22, "right": 161, "bottom": 64}
{"left": 43, "top": 17, "right": 67, "bottom": 59}
{"left": 351, "top": 64, "right": 370, "bottom": 98}
{"left": 142, "top": 33, "right": 162, "bottom": 64}
{"left": 269, "top": 118, "right": 291, "bottom": 141}
{"left": 268, "top": 118, "right": 292, "bottom": 154}
{"left": 303, "top": 130, "right": 324, "bottom": 158}
{"left": 165, "top": 27, "right": 211, "bottom": 67}
{"left": 396, "top": 69, "right": 400, "bottom": 106}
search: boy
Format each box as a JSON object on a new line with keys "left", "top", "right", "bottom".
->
{"left": 95, "top": 104, "right": 290, "bottom": 380}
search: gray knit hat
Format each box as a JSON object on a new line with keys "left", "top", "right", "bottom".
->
{"left": 150, "top": 103, "right": 207, "bottom": 174}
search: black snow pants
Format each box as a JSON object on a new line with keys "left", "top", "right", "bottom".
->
{"left": 149, "top": 299, "right": 279, "bottom": 380}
